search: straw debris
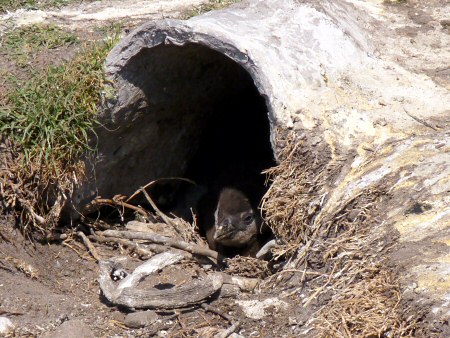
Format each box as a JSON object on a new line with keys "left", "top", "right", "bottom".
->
{"left": 311, "top": 269, "right": 416, "bottom": 337}
{"left": 261, "top": 128, "right": 329, "bottom": 244}
{"left": 261, "top": 128, "right": 420, "bottom": 336}
{"left": 0, "top": 137, "right": 80, "bottom": 235}
{"left": 224, "top": 256, "right": 269, "bottom": 279}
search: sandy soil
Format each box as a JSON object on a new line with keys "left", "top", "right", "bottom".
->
{"left": 369, "top": 0, "right": 450, "bottom": 89}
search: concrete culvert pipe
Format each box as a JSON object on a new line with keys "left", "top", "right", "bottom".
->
{"left": 97, "top": 42, "right": 275, "bottom": 200}
{"left": 72, "top": 0, "right": 450, "bottom": 335}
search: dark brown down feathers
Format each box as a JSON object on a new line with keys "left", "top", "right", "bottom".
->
{"left": 206, "top": 187, "right": 269, "bottom": 257}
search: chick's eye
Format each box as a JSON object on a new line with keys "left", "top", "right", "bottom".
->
{"left": 243, "top": 214, "right": 254, "bottom": 224}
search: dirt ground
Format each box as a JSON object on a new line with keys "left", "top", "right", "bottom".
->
{"left": 0, "top": 216, "right": 300, "bottom": 337}
{"left": 0, "top": 0, "right": 449, "bottom": 337}
{"left": 0, "top": 211, "right": 312, "bottom": 337}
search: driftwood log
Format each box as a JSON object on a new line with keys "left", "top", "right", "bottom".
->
{"left": 98, "top": 252, "right": 258, "bottom": 309}
{"left": 98, "top": 253, "right": 223, "bottom": 309}
{"left": 69, "top": 0, "right": 449, "bottom": 330}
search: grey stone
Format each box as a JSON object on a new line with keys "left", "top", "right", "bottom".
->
{"left": 124, "top": 310, "right": 159, "bottom": 328}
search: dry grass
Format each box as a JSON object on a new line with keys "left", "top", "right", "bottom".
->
{"left": 0, "top": 0, "right": 95, "bottom": 13}
{"left": 0, "top": 137, "right": 82, "bottom": 234}
{"left": 261, "top": 129, "right": 327, "bottom": 244}
{"left": 0, "top": 28, "right": 120, "bottom": 234}
{"left": 225, "top": 255, "right": 269, "bottom": 279}
{"left": 312, "top": 270, "right": 415, "bottom": 337}
{"left": 1, "top": 24, "right": 77, "bottom": 67}
{"left": 261, "top": 128, "right": 418, "bottom": 337}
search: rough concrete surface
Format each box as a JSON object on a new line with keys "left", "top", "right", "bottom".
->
{"left": 91, "top": 0, "right": 449, "bottom": 329}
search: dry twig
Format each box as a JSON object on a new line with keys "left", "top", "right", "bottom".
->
{"left": 125, "top": 177, "right": 196, "bottom": 203}
{"left": 89, "top": 233, "right": 166, "bottom": 258}
{"left": 88, "top": 197, "right": 148, "bottom": 217}
{"left": 77, "top": 231, "right": 101, "bottom": 261}
{"left": 99, "top": 230, "right": 218, "bottom": 261}
{"left": 201, "top": 303, "right": 241, "bottom": 338}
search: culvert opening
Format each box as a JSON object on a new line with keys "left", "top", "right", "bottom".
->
{"left": 104, "top": 43, "right": 276, "bottom": 257}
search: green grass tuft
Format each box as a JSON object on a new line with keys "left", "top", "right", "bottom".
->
{"left": 0, "top": 0, "right": 36, "bottom": 13}
{"left": 0, "top": 28, "right": 120, "bottom": 174}
{"left": 182, "top": 0, "right": 241, "bottom": 19}
{"left": 2, "top": 24, "right": 78, "bottom": 67}
{"left": 0, "top": 0, "right": 84, "bottom": 13}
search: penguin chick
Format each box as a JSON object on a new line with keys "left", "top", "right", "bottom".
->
{"left": 212, "top": 187, "right": 263, "bottom": 257}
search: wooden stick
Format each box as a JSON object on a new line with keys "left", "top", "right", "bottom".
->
{"left": 218, "top": 321, "right": 241, "bottom": 338}
{"left": 78, "top": 231, "right": 101, "bottom": 261}
{"left": 201, "top": 303, "right": 233, "bottom": 322}
{"left": 100, "top": 230, "right": 218, "bottom": 261}
{"left": 90, "top": 233, "right": 195, "bottom": 259}
{"left": 140, "top": 187, "right": 176, "bottom": 228}
{"left": 201, "top": 304, "right": 241, "bottom": 338}
{"left": 89, "top": 234, "right": 156, "bottom": 258}
{"left": 90, "top": 198, "right": 148, "bottom": 217}
{"left": 126, "top": 177, "right": 196, "bottom": 203}
{"left": 90, "top": 233, "right": 217, "bottom": 265}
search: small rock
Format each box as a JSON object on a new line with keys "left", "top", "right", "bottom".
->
{"left": 124, "top": 310, "right": 158, "bottom": 328}
{"left": 441, "top": 19, "right": 450, "bottom": 29}
{"left": 236, "top": 298, "right": 289, "bottom": 320}
{"left": 0, "top": 317, "right": 14, "bottom": 335}
{"left": 42, "top": 319, "right": 94, "bottom": 338}
{"left": 157, "top": 330, "right": 168, "bottom": 337}
{"left": 309, "top": 135, "right": 322, "bottom": 146}
{"left": 202, "top": 264, "right": 213, "bottom": 270}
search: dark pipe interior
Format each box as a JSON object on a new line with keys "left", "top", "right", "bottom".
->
{"left": 185, "top": 72, "right": 275, "bottom": 192}
{"left": 109, "top": 43, "right": 275, "bottom": 223}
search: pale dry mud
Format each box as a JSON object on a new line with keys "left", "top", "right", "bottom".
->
{"left": 0, "top": 0, "right": 208, "bottom": 33}
{"left": 348, "top": 0, "right": 450, "bottom": 89}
